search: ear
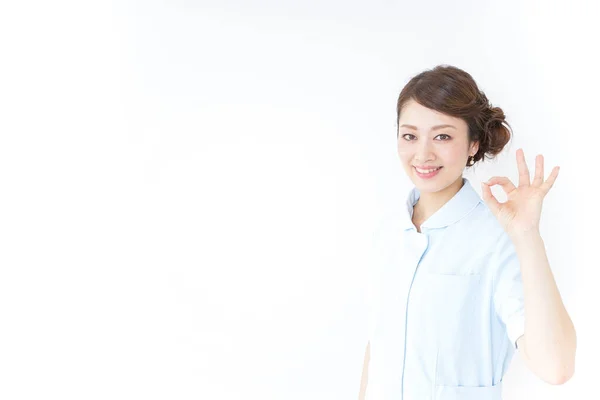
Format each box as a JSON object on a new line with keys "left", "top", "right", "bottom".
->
{"left": 469, "top": 141, "right": 479, "bottom": 156}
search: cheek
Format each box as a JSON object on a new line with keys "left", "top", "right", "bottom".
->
{"left": 396, "top": 143, "right": 411, "bottom": 158}
{"left": 397, "top": 149, "right": 412, "bottom": 164}
{"left": 437, "top": 146, "right": 468, "bottom": 164}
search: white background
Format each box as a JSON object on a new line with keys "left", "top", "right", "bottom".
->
{"left": 0, "top": 1, "right": 597, "bottom": 399}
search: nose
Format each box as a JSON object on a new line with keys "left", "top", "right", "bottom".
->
{"left": 414, "top": 139, "right": 435, "bottom": 163}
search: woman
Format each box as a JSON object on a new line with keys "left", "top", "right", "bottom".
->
{"left": 359, "top": 65, "right": 576, "bottom": 400}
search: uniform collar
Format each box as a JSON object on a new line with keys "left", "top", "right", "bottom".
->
{"left": 402, "top": 177, "right": 481, "bottom": 231}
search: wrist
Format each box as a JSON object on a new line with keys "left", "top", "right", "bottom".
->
{"left": 508, "top": 228, "right": 543, "bottom": 248}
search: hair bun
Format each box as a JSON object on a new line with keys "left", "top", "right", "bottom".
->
{"left": 483, "top": 106, "right": 506, "bottom": 132}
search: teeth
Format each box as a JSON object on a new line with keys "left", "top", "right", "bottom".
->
{"left": 416, "top": 167, "right": 441, "bottom": 174}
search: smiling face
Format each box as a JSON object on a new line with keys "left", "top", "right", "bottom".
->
{"left": 397, "top": 99, "right": 478, "bottom": 194}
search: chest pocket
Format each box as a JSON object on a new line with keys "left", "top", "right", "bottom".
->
{"left": 416, "top": 272, "right": 486, "bottom": 386}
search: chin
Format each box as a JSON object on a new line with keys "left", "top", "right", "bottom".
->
{"left": 413, "top": 182, "right": 446, "bottom": 193}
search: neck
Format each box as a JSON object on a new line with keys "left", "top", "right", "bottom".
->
{"left": 413, "top": 176, "right": 464, "bottom": 223}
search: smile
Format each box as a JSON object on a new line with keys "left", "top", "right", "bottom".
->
{"left": 414, "top": 166, "right": 443, "bottom": 178}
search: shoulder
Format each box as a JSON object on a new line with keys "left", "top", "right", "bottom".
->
{"left": 442, "top": 202, "right": 511, "bottom": 270}
{"left": 463, "top": 201, "right": 507, "bottom": 243}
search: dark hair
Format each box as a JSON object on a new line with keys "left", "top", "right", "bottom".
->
{"left": 396, "top": 65, "right": 512, "bottom": 166}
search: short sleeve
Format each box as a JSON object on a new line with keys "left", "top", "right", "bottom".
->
{"left": 492, "top": 232, "right": 526, "bottom": 350}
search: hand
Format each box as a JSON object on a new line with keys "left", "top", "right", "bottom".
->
{"left": 481, "top": 148, "right": 560, "bottom": 236}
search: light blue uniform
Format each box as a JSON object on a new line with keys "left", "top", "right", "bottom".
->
{"left": 366, "top": 178, "right": 525, "bottom": 400}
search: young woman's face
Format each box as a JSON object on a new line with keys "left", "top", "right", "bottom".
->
{"left": 397, "top": 99, "right": 478, "bottom": 193}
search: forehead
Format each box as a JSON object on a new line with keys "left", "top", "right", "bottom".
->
{"left": 399, "top": 99, "right": 467, "bottom": 130}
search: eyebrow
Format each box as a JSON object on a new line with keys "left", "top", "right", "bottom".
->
{"left": 399, "top": 124, "right": 457, "bottom": 131}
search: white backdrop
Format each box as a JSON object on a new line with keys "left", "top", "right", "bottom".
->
{"left": 0, "top": 1, "right": 597, "bottom": 399}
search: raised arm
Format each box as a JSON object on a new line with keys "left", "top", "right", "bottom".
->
{"left": 482, "top": 149, "right": 576, "bottom": 384}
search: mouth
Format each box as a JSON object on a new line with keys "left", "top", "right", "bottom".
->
{"left": 413, "top": 166, "right": 443, "bottom": 179}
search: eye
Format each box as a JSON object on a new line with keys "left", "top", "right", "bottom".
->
{"left": 402, "top": 134, "right": 416, "bottom": 141}
{"left": 436, "top": 134, "right": 451, "bottom": 140}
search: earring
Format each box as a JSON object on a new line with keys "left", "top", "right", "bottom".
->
{"left": 467, "top": 155, "right": 475, "bottom": 166}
